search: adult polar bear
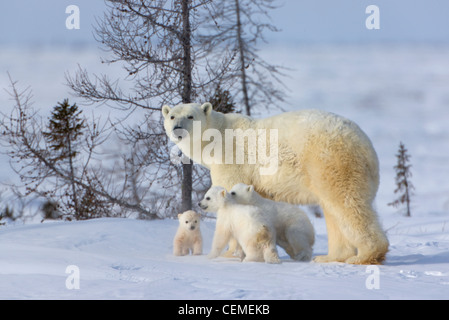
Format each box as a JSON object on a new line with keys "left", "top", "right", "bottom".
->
{"left": 162, "top": 102, "right": 389, "bottom": 265}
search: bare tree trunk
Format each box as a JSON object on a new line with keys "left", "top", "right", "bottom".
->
{"left": 405, "top": 180, "right": 411, "bottom": 217}
{"left": 181, "top": 0, "right": 193, "bottom": 212}
{"left": 65, "top": 0, "right": 232, "bottom": 216}
{"left": 66, "top": 135, "right": 79, "bottom": 218}
{"left": 234, "top": 0, "right": 251, "bottom": 116}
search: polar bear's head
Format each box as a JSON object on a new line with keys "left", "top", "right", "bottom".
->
{"left": 198, "top": 186, "right": 229, "bottom": 212}
{"left": 162, "top": 102, "right": 213, "bottom": 143}
{"left": 178, "top": 210, "right": 201, "bottom": 231}
{"left": 162, "top": 102, "right": 214, "bottom": 165}
{"left": 229, "top": 183, "right": 256, "bottom": 205}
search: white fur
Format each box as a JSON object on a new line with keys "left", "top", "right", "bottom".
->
{"left": 163, "top": 103, "right": 389, "bottom": 264}
{"left": 230, "top": 183, "right": 315, "bottom": 261}
{"left": 199, "top": 186, "right": 280, "bottom": 264}
{"left": 173, "top": 210, "right": 203, "bottom": 256}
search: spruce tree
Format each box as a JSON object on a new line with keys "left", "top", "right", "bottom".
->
{"left": 43, "top": 99, "right": 85, "bottom": 159}
{"left": 209, "top": 84, "right": 238, "bottom": 114}
{"left": 389, "top": 142, "right": 414, "bottom": 217}
{"left": 42, "top": 99, "right": 86, "bottom": 218}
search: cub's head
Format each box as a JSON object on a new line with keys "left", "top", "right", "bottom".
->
{"left": 198, "top": 186, "right": 228, "bottom": 212}
{"left": 162, "top": 102, "right": 213, "bottom": 144}
{"left": 178, "top": 210, "right": 201, "bottom": 231}
{"left": 229, "top": 183, "right": 255, "bottom": 205}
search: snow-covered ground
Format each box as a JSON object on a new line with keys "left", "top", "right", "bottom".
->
{"left": 1, "top": 43, "right": 449, "bottom": 299}
{"left": 0, "top": 215, "right": 448, "bottom": 300}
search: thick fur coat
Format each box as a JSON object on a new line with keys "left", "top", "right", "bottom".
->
{"left": 173, "top": 210, "right": 203, "bottom": 256}
{"left": 199, "top": 186, "right": 280, "bottom": 264}
{"left": 230, "top": 183, "right": 315, "bottom": 261}
{"left": 163, "top": 103, "right": 389, "bottom": 264}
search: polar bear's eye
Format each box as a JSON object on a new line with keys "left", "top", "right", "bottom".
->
{"left": 231, "top": 192, "right": 236, "bottom": 196}
{"left": 170, "top": 116, "right": 175, "bottom": 120}
{"left": 185, "top": 221, "right": 188, "bottom": 224}
{"left": 194, "top": 220, "right": 197, "bottom": 223}
{"left": 206, "top": 197, "right": 210, "bottom": 201}
{"left": 188, "top": 116, "right": 194, "bottom": 120}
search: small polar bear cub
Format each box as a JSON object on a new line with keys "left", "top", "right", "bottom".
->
{"left": 230, "top": 183, "right": 315, "bottom": 261}
{"left": 199, "top": 186, "right": 280, "bottom": 264}
{"left": 173, "top": 210, "right": 203, "bottom": 256}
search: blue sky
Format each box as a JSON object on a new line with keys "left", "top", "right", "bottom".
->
{"left": 0, "top": 0, "right": 448, "bottom": 46}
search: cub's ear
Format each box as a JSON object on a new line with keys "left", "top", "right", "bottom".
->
{"left": 177, "top": 213, "right": 182, "bottom": 219}
{"left": 201, "top": 102, "right": 213, "bottom": 116}
{"left": 162, "top": 105, "right": 171, "bottom": 118}
{"left": 247, "top": 185, "right": 254, "bottom": 193}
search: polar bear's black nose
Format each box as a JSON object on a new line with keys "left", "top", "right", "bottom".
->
{"left": 173, "top": 126, "right": 187, "bottom": 141}
{"left": 190, "top": 226, "right": 195, "bottom": 230}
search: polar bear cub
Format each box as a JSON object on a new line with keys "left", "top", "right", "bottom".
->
{"left": 230, "top": 183, "right": 315, "bottom": 261}
{"left": 199, "top": 186, "right": 280, "bottom": 264}
{"left": 173, "top": 210, "right": 203, "bottom": 256}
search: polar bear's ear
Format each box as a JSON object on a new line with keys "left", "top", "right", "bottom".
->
{"left": 201, "top": 102, "right": 213, "bottom": 116}
{"left": 177, "top": 213, "right": 182, "bottom": 219}
{"left": 247, "top": 185, "right": 254, "bottom": 193}
{"left": 162, "top": 105, "right": 171, "bottom": 118}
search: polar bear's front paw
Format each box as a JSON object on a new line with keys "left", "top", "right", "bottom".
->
{"left": 220, "top": 250, "right": 236, "bottom": 258}
{"left": 313, "top": 255, "right": 333, "bottom": 263}
{"left": 266, "top": 256, "right": 281, "bottom": 264}
{"left": 207, "top": 252, "right": 219, "bottom": 260}
{"left": 344, "top": 255, "right": 363, "bottom": 265}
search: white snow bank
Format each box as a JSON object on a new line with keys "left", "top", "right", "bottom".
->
{"left": 0, "top": 214, "right": 448, "bottom": 300}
